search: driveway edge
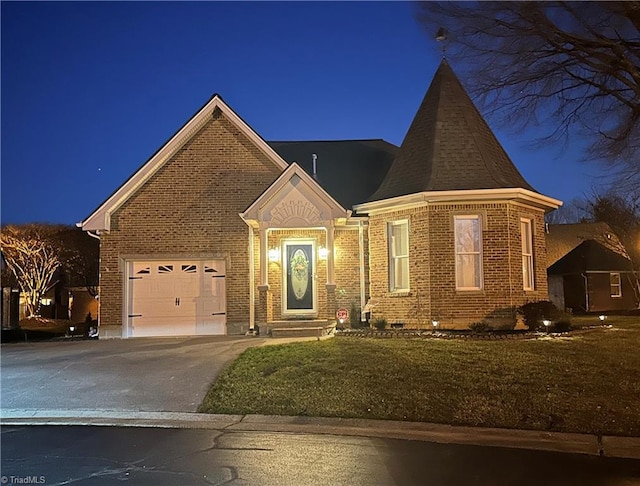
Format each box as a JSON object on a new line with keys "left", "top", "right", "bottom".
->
{"left": 2, "top": 410, "right": 639, "bottom": 460}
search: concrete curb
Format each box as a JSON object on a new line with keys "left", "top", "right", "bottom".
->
{"left": 2, "top": 410, "right": 639, "bottom": 460}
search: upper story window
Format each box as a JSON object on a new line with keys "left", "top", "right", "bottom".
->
{"left": 455, "top": 215, "right": 483, "bottom": 290}
{"left": 388, "top": 220, "right": 409, "bottom": 292}
{"left": 521, "top": 218, "right": 534, "bottom": 290}
{"left": 610, "top": 272, "right": 622, "bottom": 297}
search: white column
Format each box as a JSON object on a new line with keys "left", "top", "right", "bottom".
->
{"left": 259, "top": 224, "right": 268, "bottom": 287}
{"left": 326, "top": 223, "right": 335, "bottom": 286}
{"left": 248, "top": 225, "right": 255, "bottom": 331}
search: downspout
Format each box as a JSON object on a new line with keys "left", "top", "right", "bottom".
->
{"left": 248, "top": 225, "right": 255, "bottom": 332}
{"left": 582, "top": 273, "right": 589, "bottom": 312}
{"left": 358, "top": 221, "right": 366, "bottom": 321}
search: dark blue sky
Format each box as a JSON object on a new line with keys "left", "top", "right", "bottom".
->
{"left": 2, "top": 1, "right": 605, "bottom": 225}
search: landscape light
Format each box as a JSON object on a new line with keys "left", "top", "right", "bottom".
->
{"left": 599, "top": 315, "right": 606, "bottom": 322}
{"left": 432, "top": 320, "right": 439, "bottom": 328}
{"left": 543, "top": 320, "right": 551, "bottom": 327}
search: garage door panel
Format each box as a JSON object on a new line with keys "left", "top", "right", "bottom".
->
{"left": 128, "top": 260, "right": 226, "bottom": 337}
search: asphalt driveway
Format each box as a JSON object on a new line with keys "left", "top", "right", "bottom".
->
{"left": 1, "top": 336, "right": 265, "bottom": 413}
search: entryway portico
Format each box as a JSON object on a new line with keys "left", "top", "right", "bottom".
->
{"left": 241, "top": 162, "right": 360, "bottom": 336}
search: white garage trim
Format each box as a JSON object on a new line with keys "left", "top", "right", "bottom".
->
{"left": 123, "top": 259, "right": 227, "bottom": 338}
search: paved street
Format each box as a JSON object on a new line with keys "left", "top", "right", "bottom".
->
{"left": 1, "top": 336, "right": 264, "bottom": 412}
{"left": 2, "top": 426, "right": 639, "bottom": 486}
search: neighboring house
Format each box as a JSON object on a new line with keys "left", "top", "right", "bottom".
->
{"left": 1, "top": 231, "right": 99, "bottom": 328}
{"left": 546, "top": 223, "right": 639, "bottom": 313}
{"left": 1, "top": 268, "right": 99, "bottom": 328}
{"left": 80, "top": 60, "right": 561, "bottom": 338}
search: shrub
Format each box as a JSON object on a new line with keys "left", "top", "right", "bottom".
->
{"left": 553, "top": 320, "right": 572, "bottom": 333}
{"left": 373, "top": 318, "right": 387, "bottom": 331}
{"left": 469, "top": 321, "right": 492, "bottom": 333}
{"left": 519, "top": 301, "right": 570, "bottom": 331}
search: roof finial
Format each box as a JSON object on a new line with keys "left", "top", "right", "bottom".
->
{"left": 435, "top": 27, "right": 448, "bottom": 58}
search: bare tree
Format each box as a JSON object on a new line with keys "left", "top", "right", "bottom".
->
{"left": 0, "top": 225, "right": 64, "bottom": 317}
{"left": 545, "top": 197, "right": 591, "bottom": 224}
{"left": 416, "top": 2, "right": 640, "bottom": 192}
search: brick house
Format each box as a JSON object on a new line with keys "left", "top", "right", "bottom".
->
{"left": 81, "top": 60, "right": 561, "bottom": 338}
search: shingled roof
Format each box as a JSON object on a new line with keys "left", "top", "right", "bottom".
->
{"left": 370, "top": 59, "right": 535, "bottom": 202}
{"left": 545, "top": 222, "right": 629, "bottom": 268}
{"left": 269, "top": 139, "right": 397, "bottom": 209}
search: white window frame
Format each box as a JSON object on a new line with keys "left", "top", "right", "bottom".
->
{"left": 454, "top": 215, "right": 483, "bottom": 291}
{"left": 521, "top": 218, "right": 535, "bottom": 291}
{"left": 610, "top": 272, "right": 622, "bottom": 298}
{"left": 388, "top": 220, "right": 410, "bottom": 292}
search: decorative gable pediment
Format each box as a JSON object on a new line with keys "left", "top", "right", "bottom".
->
{"left": 241, "top": 164, "right": 349, "bottom": 228}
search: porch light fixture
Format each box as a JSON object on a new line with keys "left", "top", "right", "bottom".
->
{"left": 318, "top": 246, "right": 329, "bottom": 260}
{"left": 268, "top": 248, "right": 280, "bottom": 262}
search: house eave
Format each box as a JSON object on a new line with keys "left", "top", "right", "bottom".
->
{"left": 354, "top": 188, "right": 563, "bottom": 216}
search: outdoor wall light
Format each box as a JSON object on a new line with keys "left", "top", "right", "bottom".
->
{"left": 318, "top": 246, "right": 329, "bottom": 260}
{"left": 268, "top": 248, "right": 280, "bottom": 262}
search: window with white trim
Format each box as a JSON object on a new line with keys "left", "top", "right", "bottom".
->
{"left": 388, "top": 220, "right": 409, "bottom": 292}
{"left": 610, "top": 272, "right": 622, "bottom": 297}
{"left": 455, "top": 215, "right": 483, "bottom": 290}
{"left": 521, "top": 218, "right": 534, "bottom": 290}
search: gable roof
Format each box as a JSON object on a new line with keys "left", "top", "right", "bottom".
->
{"left": 268, "top": 139, "right": 397, "bottom": 208}
{"left": 370, "top": 59, "right": 535, "bottom": 202}
{"left": 546, "top": 222, "right": 631, "bottom": 269}
{"left": 548, "top": 239, "right": 633, "bottom": 275}
{"left": 240, "top": 162, "right": 349, "bottom": 227}
{"left": 80, "top": 95, "right": 289, "bottom": 232}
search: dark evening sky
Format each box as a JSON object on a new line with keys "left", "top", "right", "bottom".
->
{"left": 1, "top": 1, "right": 607, "bottom": 226}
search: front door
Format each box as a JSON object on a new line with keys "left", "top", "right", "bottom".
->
{"left": 283, "top": 241, "right": 316, "bottom": 316}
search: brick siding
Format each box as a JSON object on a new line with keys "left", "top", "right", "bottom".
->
{"left": 368, "top": 202, "right": 548, "bottom": 329}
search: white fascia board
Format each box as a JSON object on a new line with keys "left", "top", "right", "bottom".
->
{"left": 353, "top": 193, "right": 429, "bottom": 216}
{"left": 241, "top": 162, "right": 348, "bottom": 222}
{"left": 354, "top": 188, "right": 562, "bottom": 216}
{"left": 81, "top": 95, "right": 289, "bottom": 232}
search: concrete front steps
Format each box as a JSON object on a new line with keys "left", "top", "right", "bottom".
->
{"left": 265, "top": 320, "right": 336, "bottom": 338}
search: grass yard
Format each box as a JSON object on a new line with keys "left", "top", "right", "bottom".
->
{"left": 199, "top": 315, "right": 640, "bottom": 437}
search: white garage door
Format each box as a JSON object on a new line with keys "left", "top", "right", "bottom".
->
{"left": 128, "top": 260, "right": 226, "bottom": 337}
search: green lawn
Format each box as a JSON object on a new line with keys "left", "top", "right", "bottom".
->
{"left": 199, "top": 315, "right": 640, "bottom": 437}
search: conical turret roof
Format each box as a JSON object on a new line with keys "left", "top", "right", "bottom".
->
{"left": 370, "top": 60, "right": 535, "bottom": 202}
